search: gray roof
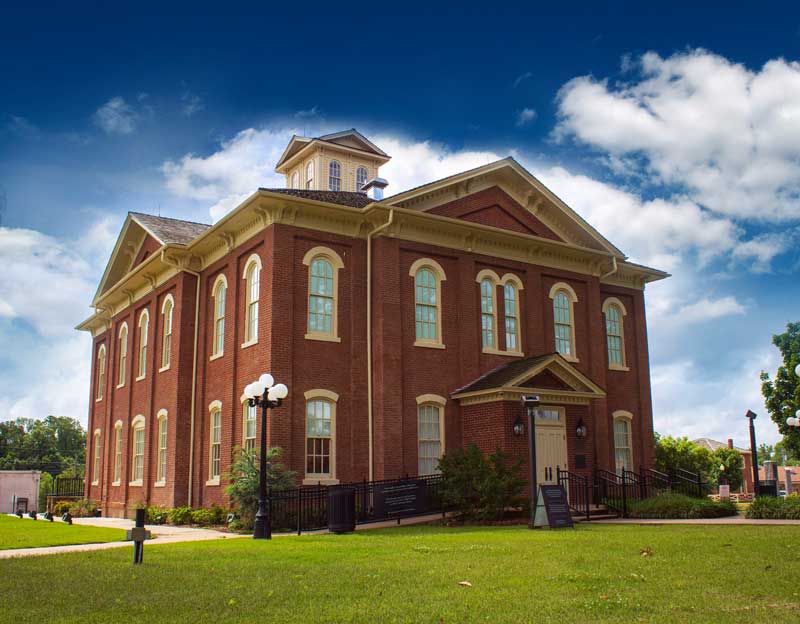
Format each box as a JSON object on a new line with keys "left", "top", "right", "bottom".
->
{"left": 130, "top": 212, "right": 211, "bottom": 245}
{"left": 261, "top": 188, "right": 375, "bottom": 209}
{"left": 453, "top": 353, "right": 559, "bottom": 394}
{"left": 692, "top": 438, "right": 750, "bottom": 454}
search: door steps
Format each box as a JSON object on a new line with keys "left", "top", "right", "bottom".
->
{"left": 571, "top": 504, "right": 619, "bottom": 522}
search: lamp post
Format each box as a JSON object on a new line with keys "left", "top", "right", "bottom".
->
{"left": 243, "top": 373, "right": 289, "bottom": 540}
{"left": 519, "top": 395, "right": 541, "bottom": 529}
{"left": 746, "top": 410, "right": 760, "bottom": 496}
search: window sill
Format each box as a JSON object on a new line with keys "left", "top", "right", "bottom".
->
{"left": 205, "top": 477, "right": 221, "bottom": 486}
{"left": 116, "top": 383, "right": 125, "bottom": 389}
{"left": 209, "top": 352, "right": 224, "bottom": 362}
{"left": 153, "top": 480, "right": 166, "bottom": 488}
{"left": 303, "top": 477, "right": 339, "bottom": 486}
{"left": 413, "top": 340, "right": 445, "bottom": 350}
{"left": 135, "top": 374, "right": 145, "bottom": 382}
{"left": 559, "top": 354, "right": 580, "bottom": 363}
{"left": 129, "top": 480, "right": 143, "bottom": 487}
{"left": 609, "top": 364, "right": 630, "bottom": 372}
{"left": 91, "top": 480, "right": 99, "bottom": 486}
{"left": 112, "top": 480, "right": 120, "bottom": 487}
{"left": 95, "top": 397, "right": 103, "bottom": 403}
{"left": 305, "top": 332, "right": 341, "bottom": 343}
{"left": 482, "top": 347, "right": 524, "bottom": 357}
{"left": 241, "top": 339, "right": 258, "bottom": 350}
{"left": 158, "top": 364, "right": 171, "bottom": 373}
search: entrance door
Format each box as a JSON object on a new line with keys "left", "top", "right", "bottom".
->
{"left": 535, "top": 407, "right": 568, "bottom": 485}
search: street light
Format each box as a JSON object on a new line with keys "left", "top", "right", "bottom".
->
{"left": 787, "top": 412, "right": 800, "bottom": 428}
{"left": 520, "top": 395, "right": 540, "bottom": 529}
{"left": 243, "top": 373, "right": 288, "bottom": 540}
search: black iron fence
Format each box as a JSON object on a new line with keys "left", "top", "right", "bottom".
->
{"left": 557, "top": 468, "right": 591, "bottom": 521}
{"left": 594, "top": 467, "right": 706, "bottom": 517}
{"left": 270, "top": 474, "right": 445, "bottom": 534}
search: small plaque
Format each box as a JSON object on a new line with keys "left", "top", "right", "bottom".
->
{"left": 574, "top": 455, "right": 586, "bottom": 469}
{"left": 533, "top": 485, "right": 574, "bottom": 529}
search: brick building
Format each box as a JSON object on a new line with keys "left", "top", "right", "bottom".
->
{"left": 78, "top": 130, "right": 667, "bottom": 517}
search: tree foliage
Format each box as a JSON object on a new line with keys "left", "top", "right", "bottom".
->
{"left": 0, "top": 416, "right": 85, "bottom": 475}
{"left": 761, "top": 322, "right": 800, "bottom": 459}
{"left": 224, "top": 446, "right": 296, "bottom": 527}
{"left": 709, "top": 447, "right": 744, "bottom": 491}
{"left": 654, "top": 434, "right": 713, "bottom": 479}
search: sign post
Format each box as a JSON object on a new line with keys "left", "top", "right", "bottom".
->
{"left": 126, "top": 508, "right": 151, "bottom": 565}
{"left": 533, "top": 484, "right": 574, "bottom": 529}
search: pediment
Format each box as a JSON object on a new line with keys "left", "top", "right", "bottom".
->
{"left": 92, "top": 218, "right": 157, "bottom": 304}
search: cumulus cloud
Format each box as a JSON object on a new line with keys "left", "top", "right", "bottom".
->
{"left": 515, "top": 108, "right": 537, "bottom": 127}
{"left": 93, "top": 96, "right": 137, "bottom": 135}
{"left": 555, "top": 49, "right": 800, "bottom": 221}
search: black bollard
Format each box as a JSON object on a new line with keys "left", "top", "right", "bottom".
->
{"left": 29, "top": 511, "right": 37, "bottom": 520}
{"left": 127, "top": 508, "right": 150, "bottom": 565}
{"left": 62, "top": 512, "right": 73, "bottom": 525}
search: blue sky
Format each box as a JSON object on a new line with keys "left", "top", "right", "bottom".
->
{"left": 2, "top": 2, "right": 799, "bottom": 448}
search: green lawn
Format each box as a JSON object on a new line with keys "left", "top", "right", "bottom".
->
{"left": 0, "top": 514, "right": 127, "bottom": 550}
{"left": 1, "top": 524, "right": 799, "bottom": 623}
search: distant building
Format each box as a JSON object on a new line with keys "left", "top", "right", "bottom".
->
{"left": 758, "top": 465, "right": 800, "bottom": 493}
{"left": 693, "top": 437, "right": 754, "bottom": 493}
{"left": 0, "top": 470, "right": 41, "bottom": 514}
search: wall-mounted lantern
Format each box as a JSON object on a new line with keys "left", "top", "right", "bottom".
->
{"left": 575, "top": 418, "right": 587, "bottom": 439}
{"left": 513, "top": 415, "right": 525, "bottom": 437}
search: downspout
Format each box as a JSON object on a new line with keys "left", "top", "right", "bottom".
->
{"left": 600, "top": 256, "right": 618, "bottom": 280}
{"left": 366, "top": 208, "right": 394, "bottom": 481}
{"left": 161, "top": 249, "right": 201, "bottom": 507}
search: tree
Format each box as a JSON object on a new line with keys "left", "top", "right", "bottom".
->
{"left": 758, "top": 443, "right": 775, "bottom": 463}
{"left": 654, "top": 434, "right": 714, "bottom": 479}
{"left": 225, "top": 446, "right": 296, "bottom": 528}
{"left": 0, "top": 416, "right": 85, "bottom": 475}
{"left": 761, "top": 322, "right": 800, "bottom": 460}
{"left": 709, "top": 447, "right": 744, "bottom": 491}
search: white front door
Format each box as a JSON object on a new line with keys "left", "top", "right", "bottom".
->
{"left": 535, "top": 407, "right": 569, "bottom": 485}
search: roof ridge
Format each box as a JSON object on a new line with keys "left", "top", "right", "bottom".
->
{"left": 129, "top": 211, "right": 211, "bottom": 227}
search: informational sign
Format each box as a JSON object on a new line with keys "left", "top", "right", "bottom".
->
{"left": 533, "top": 484, "right": 574, "bottom": 529}
{"left": 373, "top": 479, "right": 428, "bottom": 520}
{"left": 718, "top": 485, "right": 730, "bottom": 500}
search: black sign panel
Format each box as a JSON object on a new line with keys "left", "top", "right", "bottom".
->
{"left": 373, "top": 479, "right": 428, "bottom": 520}
{"left": 535, "top": 484, "right": 574, "bottom": 529}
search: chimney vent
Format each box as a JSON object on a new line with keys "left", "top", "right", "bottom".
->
{"left": 362, "top": 177, "right": 388, "bottom": 201}
{"left": 727, "top": 438, "right": 733, "bottom": 449}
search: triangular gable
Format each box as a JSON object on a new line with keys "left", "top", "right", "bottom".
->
{"left": 384, "top": 158, "right": 625, "bottom": 257}
{"left": 92, "top": 217, "right": 159, "bottom": 304}
{"left": 318, "top": 129, "right": 388, "bottom": 157}
{"left": 427, "top": 186, "right": 563, "bottom": 241}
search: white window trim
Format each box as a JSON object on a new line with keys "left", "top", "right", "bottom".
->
{"left": 549, "top": 282, "right": 579, "bottom": 363}
{"left": 501, "top": 273, "right": 525, "bottom": 356}
{"left": 612, "top": 410, "right": 634, "bottom": 473}
{"left": 116, "top": 322, "right": 129, "bottom": 388}
{"left": 95, "top": 344, "right": 106, "bottom": 402}
{"left": 328, "top": 159, "right": 342, "bottom": 191}
{"left": 91, "top": 428, "right": 102, "bottom": 486}
{"left": 356, "top": 166, "right": 368, "bottom": 192}
{"left": 241, "top": 397, "right": 257, "bottom": 451}
{"left": 112, "top": 420, "right": 123, "bottom": 486}
{"left": 211, "top": 274, "right": 228, "bottom": 359}
{"left": 242, "top": 253, "right": 262, "bottom": 348}
{"left": 129, "top": 414, "right": 145, "bottom": 486}
{"left": 159, "top": 294, "right": 174, "bottom": 372}
{"left": 136, "top": 308, "right": 149, "bottom": 381}
{"left": 154, "top": 409, "right": 168, "bottom": 486}
{"left": 416, "top": 395, "right": 446, "bottom": 475}
{"left": 207, "top": 400, "right": 223, "bottom": 485}
{"left": 476, "top": 269, "right": 500, "bottom": 354}
{"left": 409, "top": 258, "right": 447, "bottom": 349}
{"left": 306, "top": 160, "right": 314, "bottom": 189}
{"left": 602, "top": 297, "right": 630, "bottom": 371}
{"left": 303, "top": 246, "right": 344, "bottom": 342}
{"left": 303, "top": 389, "right": 339, "bottom": 486}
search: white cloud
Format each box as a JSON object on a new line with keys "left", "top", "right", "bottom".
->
{"left": 675, "top": 296, "right": 746, "bottom": 324}
{"left": 4, "top": 115, "right": 41, "bottom": 140}
{"left": 515, "top": 108, "right": 537, "bottom": 127}
{"left": 295, "top": 106, "right": 320, "bottom": 119}
{"left": 181, "top": 91, "right": 204, "bottom": 117}
{"left": 513, "top": 71, "right": 533, "bottom": 88}
{"left": 732, "top": 229, "right": 798, "bottom": 273}
{"left": 93, "top": 96, "right": 137, "bottom": 135}
{"left": 555, "top": 49, "right": 800, "bottom": 221}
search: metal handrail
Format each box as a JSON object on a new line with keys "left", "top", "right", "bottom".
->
{"left": 557, "top": 468, "right": 590, "bottom": 521}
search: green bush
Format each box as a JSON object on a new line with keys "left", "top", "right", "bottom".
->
{"left": 225, "top": 446, "right": 296, "bottom": 528}
{"left": 168, "top": 506, "right": 194, "bottom": 525}
{"left": 52, "top": 500, "right": 72, "bottom": 516}
{"left": 629, "top": 493, "right": 738, "bottom": 519}
{"left": 145, "top": 505, "right": 170, "bottom": 524}
{"left": 746, "top": 494, "right": 800, "bottom": 519}
{"left": 67, "top": 498, "right": 99, "bottom": 517}
{"left": 190, "top": 508, "right": 214, "bottom": 526}
{"left": 439, "top": 444, "right": 526, "bottom": 521}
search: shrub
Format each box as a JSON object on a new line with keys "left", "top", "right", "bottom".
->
{"left": 439, "top": 444, "right": 526, "bottom": 521}
{"left": 168, "top": 506, "right": 194, "bottom": 525}
{"left": 629, "top": 493, "right": 738, "bottom": 519}
{"left": 52, "top": 500, "right": 72, "bottom": 516}
{"left": 190, "top": 508, "right": 214, "bottom": 526}
{"left": 68, "top": 498, "right": 99, "bottom": 517}
{"left": 746, "top": 494, "right": 800, "bottom": 519}
{"left": 225, "top": 446, "right": 296, "bottom": 528}
{"left": 145, "top": 505, "right": 170, "bottom": 524}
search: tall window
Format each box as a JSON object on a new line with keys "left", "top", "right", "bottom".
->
{"left": 306, "top": 398, "right": 334, "bottom": 478}
{"left": 504, "top": 283, "right": 519, "bottom": 352}
{"left": 131, "top": 417, "right": 145, "bottom": 484}
{"left": 550, "top": 283, "right": 577, "bottom": 359}
{"left": 306, "top": 161, "right": 314, "bottom": 189}
{"left": 212, "top": 276, "right": 227, "bottom": 357}
{"left": 243, "top": 403, "right": 256, "bottom": 451}
{"left": 156, "top": 412, "right": 168, "bottom": 483}
{"left": 480, "top": 278, "right": 496, "bottom": 349}
{"left": 417, "top": 400, "right": 444, "bottom": 475}
{"left": 309, "top": 258, "right": 334, "bottom": 334}
{"left": 113, "top": 422, "right": 122, "bottom": 484}
{"left": 613, "top": 413, "right": 633, "bottom": 474}
{"left": 96, "top": 345, "right": 106, "bottom": 401}
{"left": 243, "top": 256, "right": 261, "bottom": 344}
{"left": 117, "top": 323, "right": 128, "bottom": 387}
{"left": 328, "top": 160, "right": 341, "bottom": 191}
{"left": 410, "top": 259, "right": 446, "bottom": 347}
{"left": 291, "top": 171, "right": 299, "bottom": 189}
{"left": 137, "top": 310, "right": 149, "bottom": 379}
{"left": 356, "top": 166, "right": 368, "bottom": 192}
{"left": 161, "top": 296, "right": 173, "bottom": 370}
{"left": 210, "top": 407, "right": 221, "bottom": 480}
{"left": 603, "top": 298, "right": 627, "bottom": 369}
{"left": 92, "top": 430, "right": 101, "bottom": 484}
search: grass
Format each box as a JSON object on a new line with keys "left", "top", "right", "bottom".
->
{"left": 1, "top": 525, "right": 800, "bottom": 622}
{"left": 0, "top": 514, "right": 127, "bottom": 550}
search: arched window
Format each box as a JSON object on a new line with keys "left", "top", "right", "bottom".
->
{"left": 356, "top": 166, "right": 368, "bottom": 192}
{"left": 291, "top": 171, "right": 299, "bottom": 189}
{"left": 603, "top": 298, "right": 628, "bottom": 369}
{"left": 501, "top": 274, "right": 524, "bottom": 355}
{"left": 211, "top": 275, "right": 227, "bottom": 358}
{"left": 92, "top": 429, "right": 101, "bottom": 485}
{"left": 304, "top": 390, "right": 338, "bottom": 482}
{"left": 156, "top": 410, "right": 168, "bottom": 484}
{"left": 117, "top": 323, "right": 128, "bottom": 387}
{"left": 306, "top": 161, "right": 314, "bottom": 189}
{"left": 417, "top": 395, "right": 446, "bottom": 475}
{"left": 303, "top": 247, "right": 344, "bottom": 341}
{"left": 161, "top": 295, "right": 174, "bottom": 370}
{"left": 130, "top": 415, "right": 145, "bottom": 485}
{"left": 113, "top": 421, "right": 122, "bottom": 484}
{"left": 243, "top": 401, "right": 256, "bottom": 451}
{"left": 410, "top": 258, "right": 446, "bottom": 348}
{"left": 137, "top": 309, "right": 149, "bottom": 379}
{"left": 476, "top": 270, "right": 500, "bottom": 351}
{"left": 96, "top": 345, "right": 106, "bottom": 401}
{"left": 613, "top": 411, "right": 634, "bottom": 474}
{"left": 549, "top": 283, "right": 578, "bottom": 360}
{"left": 328, "top": 160, "right": 341, "bottom": 191}
{"left": 243, "top": 254, "right": 261, "bottom": 345}
{"left": 208, "top": 401, "right": 222, "bottom": 483}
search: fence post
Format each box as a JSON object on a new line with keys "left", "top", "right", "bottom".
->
{"left": 297, "top": 487, "right": 302, "bottom": 535}
{"left": 639, "top": 472, "right": 647, "bottom": 500}
{"left": 621, "top": 471, "right": 628, "bottom": 518}
{"left": 584, "top": 475, "right": 590, "bottom": 521}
